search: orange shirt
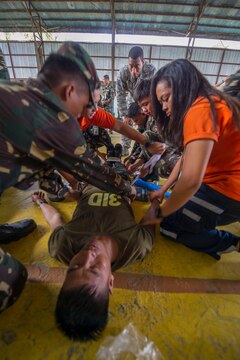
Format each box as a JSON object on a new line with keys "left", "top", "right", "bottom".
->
{"left": 78, "top": 107, "right": 116, "bottom": 132}
{"left": 184, "top": 96, "right": 240, "bottom": 201}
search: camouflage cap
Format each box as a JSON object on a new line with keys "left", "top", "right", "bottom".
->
{"left": 57, "top": 42, "right": 100, "bottom": 107}
{"left": 223, "top": 69, "right": 240, "bottom": 101}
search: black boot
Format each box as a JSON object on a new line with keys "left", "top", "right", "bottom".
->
{"left": 114, "top": 143, "right": 123, "bottom": 159}
{"left": 0, "top": 219, "right": 37, "bottom": 244}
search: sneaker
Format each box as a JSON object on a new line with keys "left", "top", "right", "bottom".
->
{"left": 0, "top": 219, "right": 37, "bottom": 244}
{"left": 114, "top": 143, "right": 123, "bottom": 159}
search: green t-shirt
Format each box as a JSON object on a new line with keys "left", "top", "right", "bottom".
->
{"left": 48, "top": 186, "right": 153, "bottom": 271}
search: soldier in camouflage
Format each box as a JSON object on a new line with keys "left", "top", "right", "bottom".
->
{"left": 0, "top": 42, "right": 135, "bottom": 199}
{"left": 128, "top": 78, "right": 182, "bottom": 179}
{"left": 223, "top": 68, "right": 240, "bottom": 100}
{"left": 117, "top": 46, "right": 156, "bottom": 155}
{"left": 124, "top": 102, "right": 149, "bottom": 165}
{"left": 0, "top": 47, "right": 10, "bottom": 80}
{"left": 101, "top": 75, "right": 115, "bottom": 115}
{"left": 0, "top": 47, "right": 37, "bottom": 312}
{"left": 0, "top": 42, "right": 138, "bottom": 311}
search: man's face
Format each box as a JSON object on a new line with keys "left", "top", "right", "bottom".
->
{"left": 138, "top": 96, "right": 153, "bottom": 116}
{"left": 103, "top": 77, "right": 109, "bottom": 85}
{"left": 131, "top": 113, "right": 148, "bottom": 127}
{"left": 81, "top": 88, "right": 101, "bottom": 118}
{"left": 63, "top": 237, "right": 114, "bottom": 295}
{"left": 155, "top": 80, "right": 173, "bottom": 119}
{"left": 128, "top": 57, "right": 144, "bottom": 79}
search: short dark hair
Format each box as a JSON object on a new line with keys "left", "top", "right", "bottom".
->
{"left": 134, "top": 79, "right": 151, "bottom": 102}
{"left": 38, "top": 53, "right": 88, "bottom": 92}
{"left": 128, "top": 46, "right": 143, "bottom": 60}
{"left": 103, "top": 74, "right": 109, "bottom": 80}
{"left": 127, "top": 102, "right": 142, "bottom": 117}
{"left": 55, "top": 284, "right": 109, "bottom": 341}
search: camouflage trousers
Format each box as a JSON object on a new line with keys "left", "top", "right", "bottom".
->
{"left": 141, "top": 131, "right": 182, "bottom": 179}
{"left": 0, "top": 248, "right": 27, "bottom": 312}
{"left": 84, "top": 126, "right": 114, "bottom": 154}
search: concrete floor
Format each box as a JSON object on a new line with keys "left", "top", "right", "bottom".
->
{"left": 1, "top": 136, "right": 240, "bottom": 360}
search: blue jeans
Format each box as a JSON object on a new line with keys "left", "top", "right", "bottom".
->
{"left": 160, "top": 184, "right": 240, "bottom": 259}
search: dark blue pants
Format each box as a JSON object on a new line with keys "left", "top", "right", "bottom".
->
{"left": 160, "top": 184, "right": 240, "bottom": 259}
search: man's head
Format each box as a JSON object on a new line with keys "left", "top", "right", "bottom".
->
{"left": 134, "top": 79, "right": 153, "bottom": 116}
{"left": 127, "top": 102, "right": 148, "bottom": 127}
{"left": 55, "top": 235, "right": 114, "bottom": 341}
{"left": 128, "top": 46, "right": 144, "bottom": 79}
{"left": 81, "top": 84, "right": 101, "bottom": 119}
{"left": 38, "top": 42, "right": 100, "bottom": 118}
{"left": 103, "top": 74, "right": 110, "bottom": 85}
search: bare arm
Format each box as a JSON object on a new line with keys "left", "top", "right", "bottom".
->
{"left": 32, "top": 192, "right": 64, "bottom": 231}
{"left": 150, "top": 156, "right": 182, "bottom": 202}
{"left": 139, "top": 200, "right": 158, "bottom": 236}
{"left": 143, "top": 140, "right": 214, "bottom": 225}
{"left": 161, "top": 139, "right": 214, "bottom": 217}
{"left": 113, "top": 120, "right": 165, "bottom": 154}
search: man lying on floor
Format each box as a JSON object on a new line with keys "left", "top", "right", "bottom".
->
{"left": 32, "top": 161, "right": 157, "bottom": 341}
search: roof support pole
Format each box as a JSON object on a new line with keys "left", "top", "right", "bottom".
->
{"left": 110, "top": 0, "right": 116, "bottom": 83}
{"left": 215, "top": 49, "right": 226, "bottom": 84}
{"left": 186, "top": 0, "right": 209, "bottom": 60}
{"left": 7, "top": 41, "right": 16, "bottom": 79}
{"left": 22, "top": 0, "right": 45, "bottom": 71}
{"left": 149, "top": 45, "right": 152, "bottom": 63}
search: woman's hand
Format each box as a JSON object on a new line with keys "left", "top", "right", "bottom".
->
{"left": 141, "top": 199, "right": 164, "bottom": 225}
{"left": 150, "top": 188, "right": 166, "bottom": 203}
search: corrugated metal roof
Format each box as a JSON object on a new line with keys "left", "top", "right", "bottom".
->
{"left": 0, "top": 1, "right": 240, "bottom": 40}
{"left": 1, "top": 40, "right": 239, "bottom": 85}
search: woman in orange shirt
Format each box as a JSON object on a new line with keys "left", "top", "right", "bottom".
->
{"left": 145, "top": 59, "right": 240, "bottom": 259}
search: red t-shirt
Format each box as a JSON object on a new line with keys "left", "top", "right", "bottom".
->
{"left": 78, "top": 107, "right": 116, "bottom": 132}
{"left": 184, "top": 96, "right": 240, "bottom": 201}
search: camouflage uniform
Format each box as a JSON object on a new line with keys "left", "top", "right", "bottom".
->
{"left": 0, "top": 48, "right": 10, "bottom": 81}
{"left": 128, "top": 116, "right": 157, "bottom": 164}
{"left": 130, "top": 117, "right": 181, "bottom": 179}
{"left": 101, "top": 82, "right": 115, "bottom": 114}
{"left": 117, "top": 62, "right": 156, "bottom": 153}
{"left": 0, "top": 42, "right": 132, "bottom": 197}
{"left": 84, "top": 125, "right": 115, "bottom": 155}
{"left": 0, "top": 248, "right": 27, "bottom": 312}
{"left": 0, "top": 48, "right": 28, "bottom": 313}
{"left": 223, "top": 69, "right": 240, "bottom": 100}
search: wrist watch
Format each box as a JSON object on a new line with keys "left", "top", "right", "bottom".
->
{"left": 144, "top": 139, "right": 153, "bottom": 148}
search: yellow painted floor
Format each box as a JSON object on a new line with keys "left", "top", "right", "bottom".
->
{"left": 1, "top": 134, "right": 240, "bottom": 359}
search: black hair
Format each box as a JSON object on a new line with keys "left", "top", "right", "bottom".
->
{"left": 127, "top": 102, "right": 142, "bottom": 117}
{"left": 103, "top": 74, "right": 109, "bottom": 80}
{"left": 38, "top": 53, "right": 88, "bottom": 93}
{"left": 134, "top": 79, "right": 151, "bottom": 102}
{"left": 151, "top": 58, "right": 240, "bottom": 147}
{"left": 128, "top": 46, "right": 144, "bottom": 60}
{"left": 55, "top": 284, "right": 109, "bottom": 341}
